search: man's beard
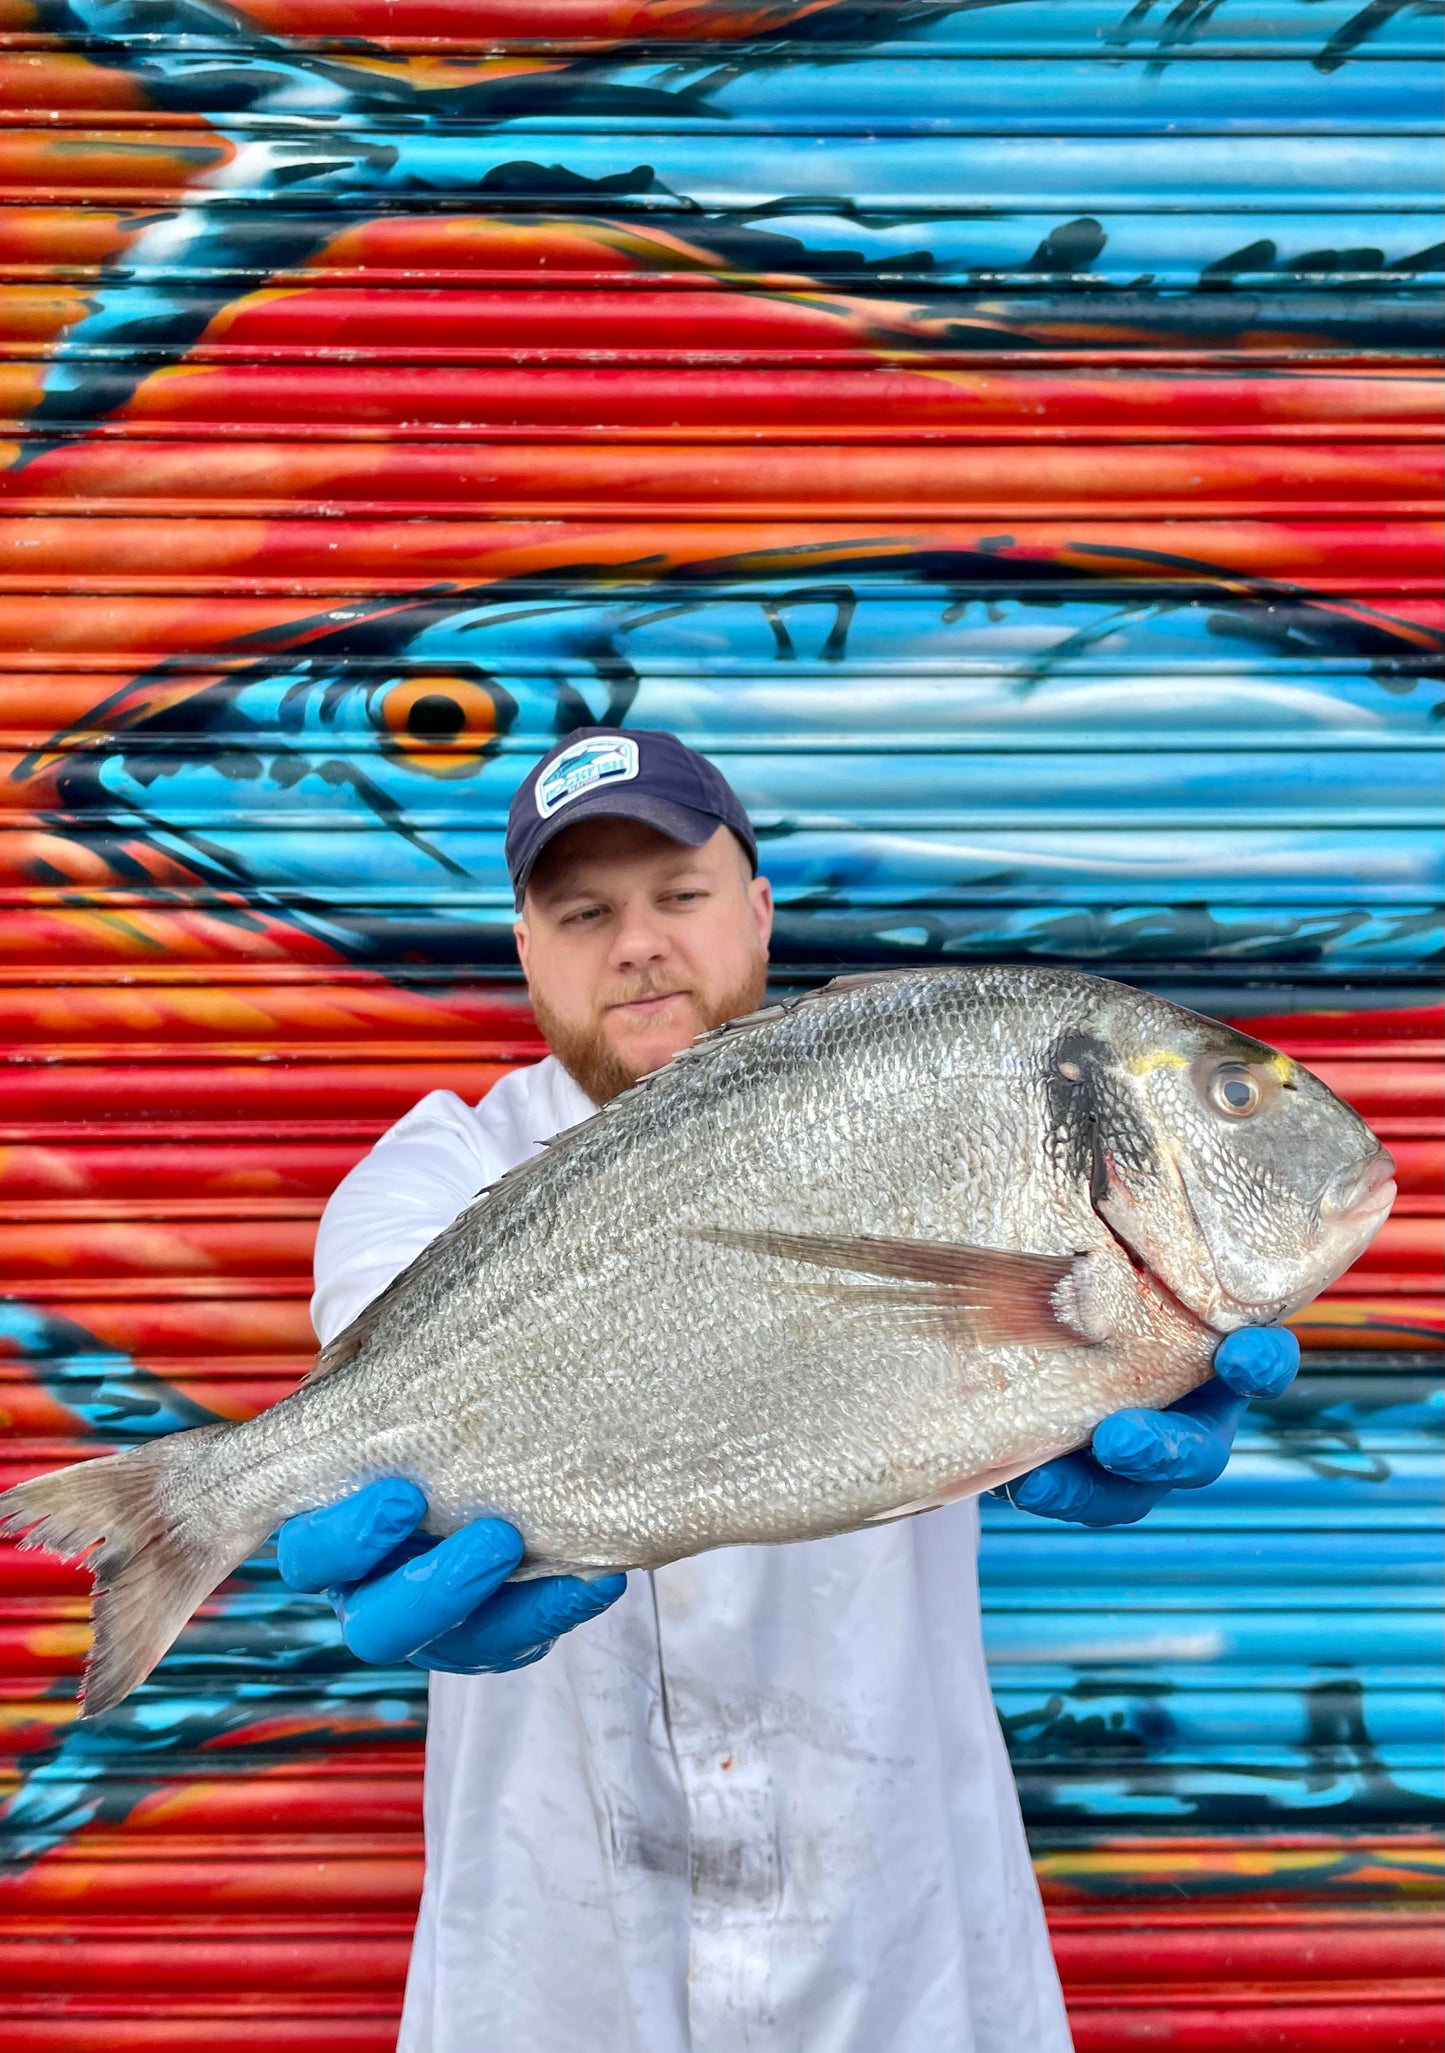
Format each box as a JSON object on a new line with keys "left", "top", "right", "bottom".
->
{"left": 530, "top": 958, "right": 769, "bottom": 1106}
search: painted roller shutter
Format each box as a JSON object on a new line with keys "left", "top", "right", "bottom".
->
{"left": 0, "top": 1, "right": 1440, "bottom": 2047}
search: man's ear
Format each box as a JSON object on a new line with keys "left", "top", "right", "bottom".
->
{"left": 513, "top": 913, "right": 531, "bottom": 976}
{"left": 748, "top": 872, "right": 774, "bottom": 950}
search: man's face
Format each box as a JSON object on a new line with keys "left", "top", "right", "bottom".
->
{"left": 514, "top": 817, "right": 773, "bottom": 1104}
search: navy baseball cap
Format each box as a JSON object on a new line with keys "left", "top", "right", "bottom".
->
{"left": 506, "top": 727, "right": 758, "bottom": 904}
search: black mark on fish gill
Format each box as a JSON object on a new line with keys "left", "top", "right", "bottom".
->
{"left": 1044, "top": 1030, "right": 1156, "bottom": 1199}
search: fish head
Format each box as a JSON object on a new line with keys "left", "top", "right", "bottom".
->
{"left": 1055, "top": 993, "right": 1394, "bottom": 1332}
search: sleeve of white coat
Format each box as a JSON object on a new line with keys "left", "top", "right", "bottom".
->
{"left": 310, "top": 1090, "right": 494, "bottom": 1348}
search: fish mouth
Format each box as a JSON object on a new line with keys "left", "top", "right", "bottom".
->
{"left": 1140, "top": 1149, "right": 1399, "bottom": 1338}
{"left": 1319, "top": 1147, "right": 1397, "bottom": 1228}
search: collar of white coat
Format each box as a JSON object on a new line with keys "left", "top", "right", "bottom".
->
{"left": 472, "top": 1052, "right": 599, "bottom": 1160}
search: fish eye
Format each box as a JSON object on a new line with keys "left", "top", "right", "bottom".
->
{"left": 1206, "top": 1063, "right": 1263, "bottom": 1119}
{"left": 374, "top": 673, "right": 513, "bottom": 778}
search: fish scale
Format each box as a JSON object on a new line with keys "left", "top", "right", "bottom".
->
{"left": 0, "top": 964, "right": 1391, "bottom": 1716}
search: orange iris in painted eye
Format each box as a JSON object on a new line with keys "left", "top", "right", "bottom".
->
{"left": 378, "top": 674, "right": 502, "bottom": 778}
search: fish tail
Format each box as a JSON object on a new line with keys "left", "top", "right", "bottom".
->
{"left": 0, "top": 1425, "right": 260, "bottom": 1718}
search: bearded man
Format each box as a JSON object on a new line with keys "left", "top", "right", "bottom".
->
{"left": 278, "top": 727, "right": 1298, "bottom": 2053}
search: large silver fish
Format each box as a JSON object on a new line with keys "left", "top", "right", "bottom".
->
{"left": 1, "top": 967, "right": 1394, "bottom": 1716}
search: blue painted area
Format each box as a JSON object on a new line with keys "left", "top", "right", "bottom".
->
{"left": 874, "top": 0, "right": 1445, "bottom": 59}
{"left": 20, "top": 0, "right": 1441, "bottom": 428}
{"left": 38, "top": 0, "right": 1445, "bottom": 130}
{"left": 38, "top": 0, "right": 1445, "bottom": 61}
{"left": 981, "top": 1527, "right": 1443, "bottom": 1584}
{"left": 0, "top": 1660, "right": 425, "bottom": 1871}
{"left": 122, "top": 133, "right": 1443, "bottom": 211}
{"left": 991, "top": 1682, "right": 1444, "bottom": 1751}
{"left": 0, "top": 1304, "right": 224, "bottom": 1439}
{"left": 981, "top": 1363, "right": 1445, "bottom": 1829}
{"left": 36, "top": 566, "right": 1443, "bottom": 975}
{"left": 48, "top": 823, "right": 1441, "bottom": 901}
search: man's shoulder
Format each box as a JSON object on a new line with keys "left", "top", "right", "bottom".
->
{"left": 313, "top": 1063, "right": 554, "bottom": 1269}
{"left": 376, "top": 1056, "right": 590, "bottom": 1179}
{"left": 370, "top": 1084, "right": 492, "bottom": 1165}
{"left": 470, "top": 1055, "right": 594, "bottom": 1162}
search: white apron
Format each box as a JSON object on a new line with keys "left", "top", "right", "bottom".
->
{"left": 312, "top": 1057, "right": 1072, "bottom": 2053}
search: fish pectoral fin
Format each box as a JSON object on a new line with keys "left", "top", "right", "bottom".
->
{"left": 695, "top": 1228, "right": 1087, "bottom": 1348}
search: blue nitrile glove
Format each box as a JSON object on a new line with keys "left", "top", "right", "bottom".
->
{"left": 275, "top": 1480, "right": 627, "bottom": 1673}
{"left": 998, "top": 1326, "right": 1301, "bottom": 1528}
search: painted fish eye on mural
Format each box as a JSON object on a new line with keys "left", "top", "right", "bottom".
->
{"left": 0, "top": 0, "right": 1440, "bottom": 2047}
{"left": 373, "top": 671, "right": 515, "bottom": 776}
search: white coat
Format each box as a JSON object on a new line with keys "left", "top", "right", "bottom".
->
{"left": 311, "top": 1055, "right": 1073, "bottom": 2053}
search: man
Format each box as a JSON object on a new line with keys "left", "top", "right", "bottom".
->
{"left": 279, "top": 727, "right": 1298, "bottom": 2053}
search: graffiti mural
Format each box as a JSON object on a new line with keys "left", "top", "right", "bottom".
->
{"left": 7, "top": 554, "right": 1441, "bottom": 979}
{"left": 1, "top": 0, "right": 1441, "bottom": 2044}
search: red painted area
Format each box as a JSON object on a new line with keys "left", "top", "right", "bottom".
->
{"left": 0, "top": 517, "right": 1434, "bottom": 593}
{"left": 0, "top": 1851, "right": 425, "bottom": 1915}
{"left": 0, "top": 2017, "right": 406, "bottom": 2051}
{"left": 1066, "top": 2005, "right": 1444, "bottom": 2051}
{"left": 83, "top": 362, "right": 1445, "bottom": 437}
{"left": 220, "top": 0, "right": 863, "bottom": 43}
{"left": 2, "top": 437, "right": 1434, "bottom": 518}
{"left": 0, "top": 1923, "right": 417, "bottom": 1992}
{"left": 1050, "top": 1912, "right": 1444, "bottom": 1984}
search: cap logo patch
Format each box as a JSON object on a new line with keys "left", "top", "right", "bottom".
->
{"left": 535, "top": 735, "right": 640, "bottom": 819}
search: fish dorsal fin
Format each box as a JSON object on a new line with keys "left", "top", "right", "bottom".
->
{"left": 661, "top": 1004, "right": 788, "bottom": 1067}
{"left": 305, "top": 1303, "right": 410, "bottom": 1384}
{"left": 678, "top": 971, "right": 914, "bottom": 1060}
{"left": 817, "top": 971, "right": 907, "bottom": 997}
{"left": 695, "top": 1228, "right": 1087, "bottom": 1349}
{"left": 300, "top": 1100, "right": 636, "bottom": 1388}
{"left": 305, "top": 1327, "right": 368, "bottom": 1385}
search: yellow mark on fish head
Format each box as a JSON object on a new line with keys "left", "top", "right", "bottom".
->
{"left": 1129, "top": 1045, "right": 1299, "bottom": 1092}
{"left": 1125, "top": 1049, "right": 1190, "bottom": 1077}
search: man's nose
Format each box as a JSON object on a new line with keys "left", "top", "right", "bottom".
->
{"left": 610, "top": 902, "right": 670, "bottom": 968}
